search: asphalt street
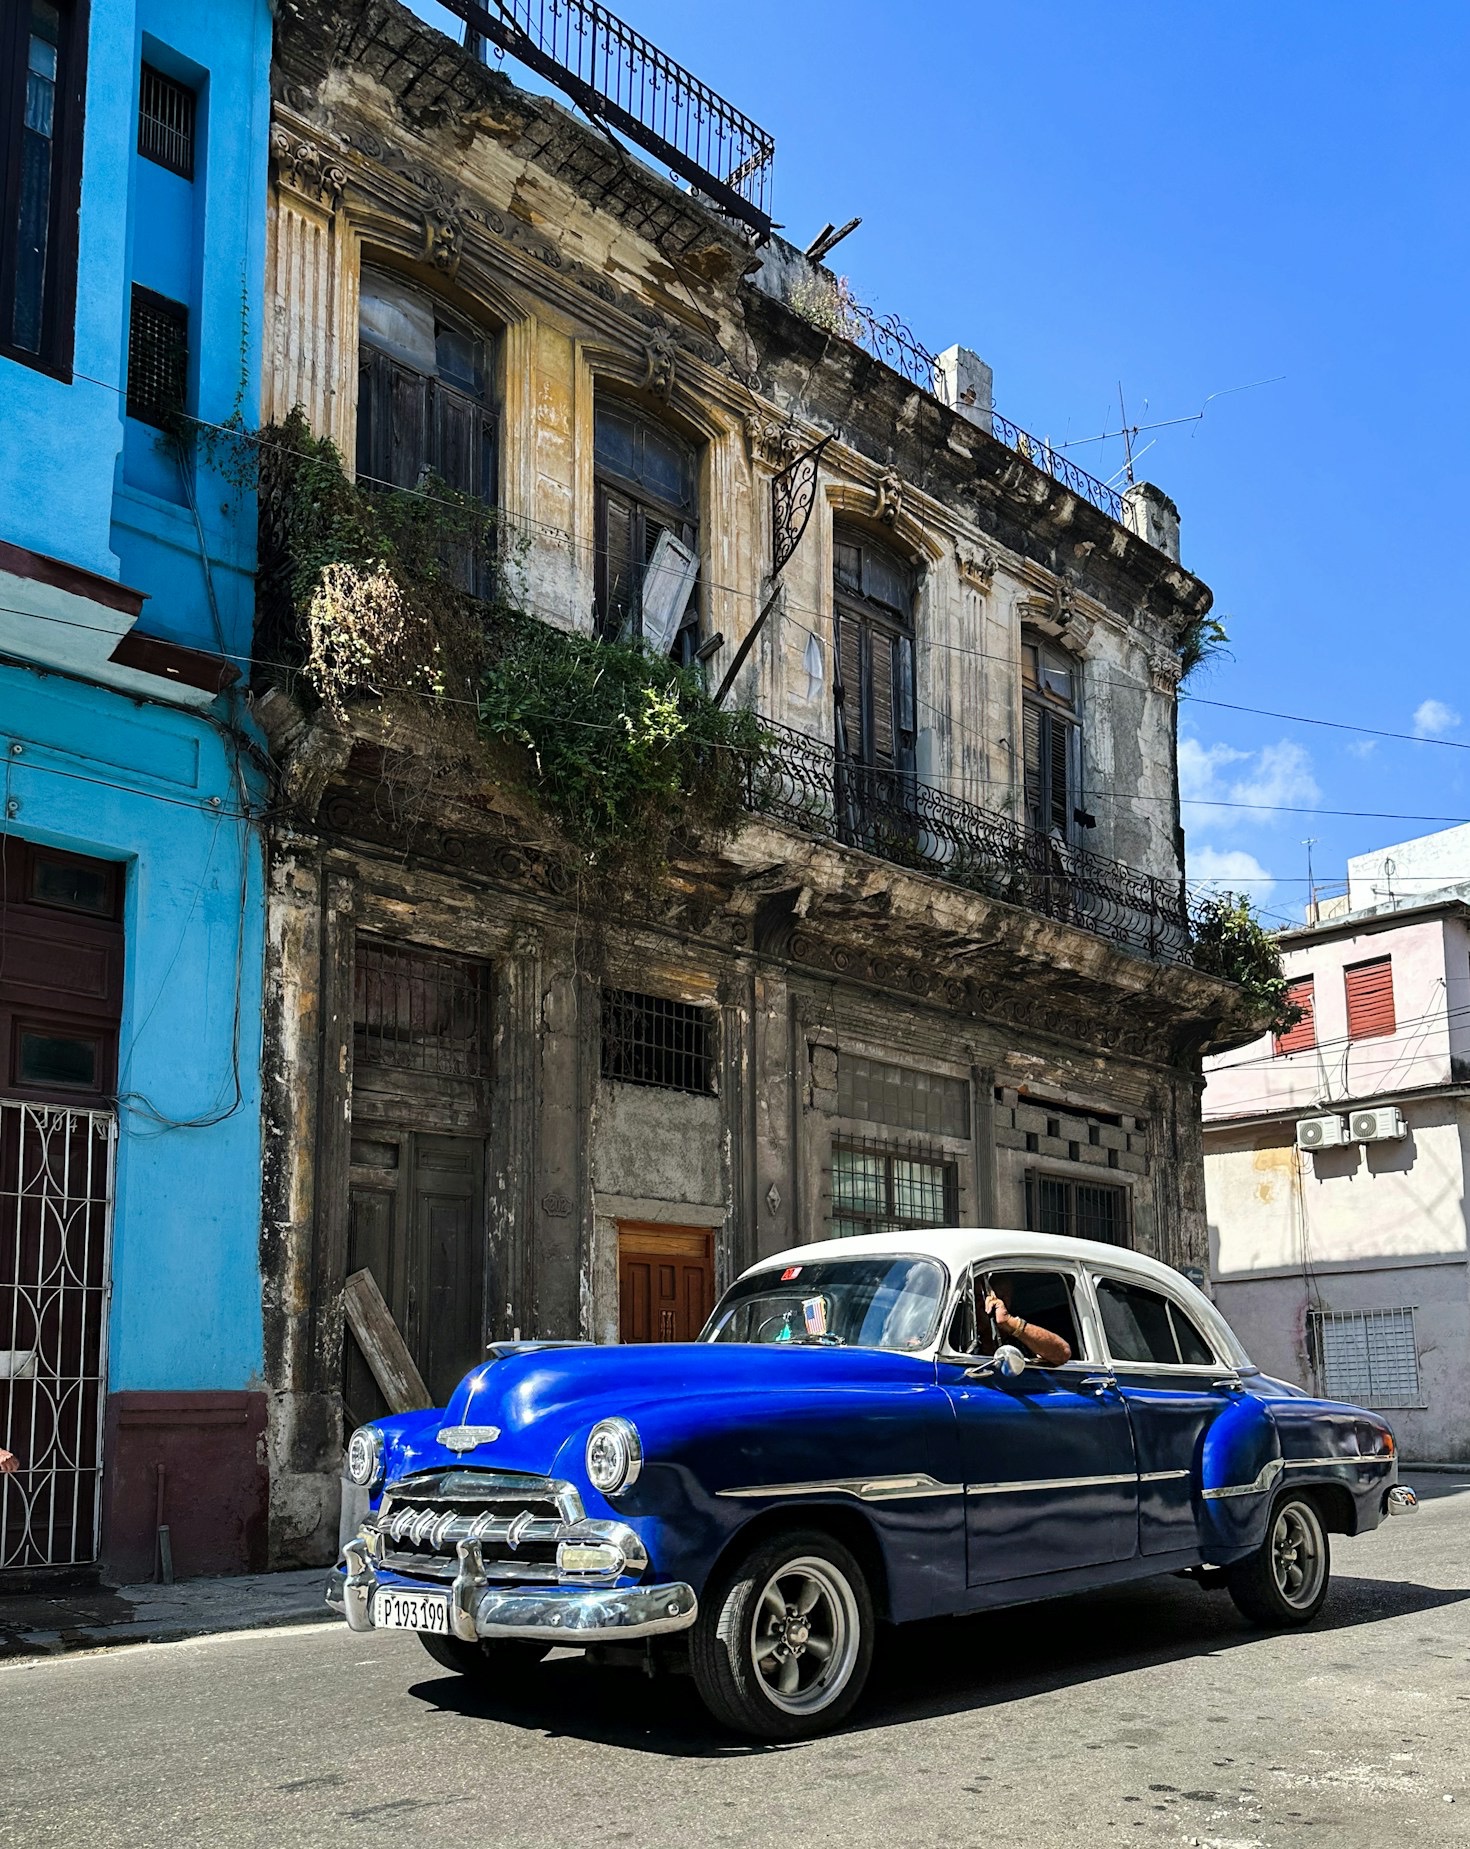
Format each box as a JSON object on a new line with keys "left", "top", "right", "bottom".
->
{"left": 3, "top": 1475, "right": 1466, "bottom": 1849}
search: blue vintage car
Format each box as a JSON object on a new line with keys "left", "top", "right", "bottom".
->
{"left": 328, "top": 1229, "right": 1417, "bottom": 1738}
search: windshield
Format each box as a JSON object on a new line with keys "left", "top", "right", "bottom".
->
{"left": 703, "top": 1256, "right": 948, "bottom": 1352}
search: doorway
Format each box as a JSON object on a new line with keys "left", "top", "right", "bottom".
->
{"left": 618, "top": 1224, "right": 715, "bottom": 1343}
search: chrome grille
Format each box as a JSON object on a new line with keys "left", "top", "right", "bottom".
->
{"left": 368, "top": 1469, "right": 582, "bottom": 1584}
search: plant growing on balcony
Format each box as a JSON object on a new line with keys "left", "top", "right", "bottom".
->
{"left": 257, "top": 410, "right": 764, "bottom": 878}
{"left": 1191, "top": 891, "right": 1300, "bottom": 1034}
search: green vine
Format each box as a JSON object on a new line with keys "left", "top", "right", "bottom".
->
{"left": 1191, "top": 891, "right": 1299, "bottom": 1034}
{"left": 256, "top": 410, "right": 764, "bottom": 880}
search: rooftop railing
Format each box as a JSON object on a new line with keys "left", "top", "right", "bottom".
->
{"left": 744, "top": 722, "right": 1192, "bottom": 966}
{"left": 438, "top": 0, "right": 774, "bottom": 236}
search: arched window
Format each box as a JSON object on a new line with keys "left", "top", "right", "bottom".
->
{"left": 832, "top": 525, "right": 916, "bottom": 778}
{"left": 1022, "top": 632, "right": 1080, "bottom": 841}
{"left": 594, "top": 400, "right": 700, "bottom": 661}
{"left": 356, "top": 268, "right": 497, "bottom": 506}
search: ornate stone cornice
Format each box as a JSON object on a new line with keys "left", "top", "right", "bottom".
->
{"left": 270, "top": 124, "right": 347, "bottom": 207}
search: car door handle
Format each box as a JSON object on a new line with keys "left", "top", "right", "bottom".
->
{"left": 1079, "top": 1373, "right": 1118, "bottom": 1396}
{"left": 1212, "top": 1377, "right": 1245, "bottom": 1392}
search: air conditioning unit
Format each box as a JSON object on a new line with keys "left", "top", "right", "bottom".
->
{"left": 1296, "top": 1114, "right": 1350, "bottom": 1151}
{"left": 1350, "top": 1107, "right": 1407, "bottom": 1143}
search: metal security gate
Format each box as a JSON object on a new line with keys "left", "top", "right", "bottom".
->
{"left": 0, "top": 1102, "right": 117, "bottom": 1570}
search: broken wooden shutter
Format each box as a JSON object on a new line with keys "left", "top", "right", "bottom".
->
{"left": 1274, "top": 976, "right": 1317, "bottom": 1055}
{"left": 1048, "top": 713, "right": 1072, "bottom": 834}
{"left": 1022, "top": 704, "right": 1044, "bottom": 833}
{"left": 385, "top": 357, "right": 429, "bottom": 490}
{"left": 596, "top": 484, "right": 636, "bottom": 640}
{"left": 836, "top": 610, "right": 864, "bottom": 757}
{"left": 871, "top": 628, "right": 896, "bottom": 766}
{"left": 1345, "top": 958, "right": 1395, "bottom": 1040}
{"left": 433, "top": 380, "right": 481, "bottom": 497}
{"left": 894, "top": 631, "right": 916, "bottom": 769}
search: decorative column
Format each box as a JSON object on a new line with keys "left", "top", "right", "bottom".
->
{"left": 264, "top": 122, "right": 358, "bottom": 456}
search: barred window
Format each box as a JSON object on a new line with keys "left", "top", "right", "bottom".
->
{"left": 138, "top": 64, "right": 195, "bottom": 179}
{"left": 353, "top": 939, "right": 491, "bottom": 1079}
{"left": 831, "top": 1139, "right": 957, "bottom": 1239}
{"left": 126, "top": 285, "right": 187, "bottom": 427}
{"left": 600, "top": 989, "right": 713, "bottom": 1094}
{"left": 1027, "top": 1172, "right": 1130, "bottom": 1247}
{"left": 1311, "top": 1308, "right": 1421, "bottom": 1408}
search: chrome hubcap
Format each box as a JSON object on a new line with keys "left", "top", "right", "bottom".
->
{"left": 750, "top": 1556, "right": 860, "bottom": 1715}
{"left": 1271, "top": 1502, "right": 1325, "bottom": 1608}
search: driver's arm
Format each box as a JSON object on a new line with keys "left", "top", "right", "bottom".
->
{"left": 985, "top": 1296, "right": 1072, "bottom": 1366}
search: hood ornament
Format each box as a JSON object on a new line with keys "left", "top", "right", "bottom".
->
{"left": 437, "top": 1425, "right": 501, "bottom": 1452}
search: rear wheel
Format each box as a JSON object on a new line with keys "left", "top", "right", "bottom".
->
{"left": 416, "top": 1632, "right": 549, "bottom": 1678}
{"left": 1226, "top": 1493, "right": 1331, "bottom": 1627}
{"left": 691, "top": 1528, "right": 874, "bottom": 1740}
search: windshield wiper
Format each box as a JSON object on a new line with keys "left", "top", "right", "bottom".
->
{"left": 781, "top": 1334, "right": 847, "bottom": 1347}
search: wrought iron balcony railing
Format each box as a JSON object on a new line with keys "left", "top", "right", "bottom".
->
{"left": 743, "top": 722, "right": 1191, "bottom": 966}
{"left": 830, "top": 295, "right": 1126, "bottom": 524}
{"left": 439, "top": 0, "right": 775, "bottom": 236}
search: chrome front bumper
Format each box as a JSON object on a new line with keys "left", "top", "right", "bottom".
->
{"left": 327, "top": 1536, "right": 697, "bottom": 1643}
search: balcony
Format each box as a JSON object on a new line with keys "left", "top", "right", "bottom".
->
{"left": 435, "top": 0, "right": 774, "bottom": 236}
{"left": 744, "top": 722, "right": 1191, "bottom": 966}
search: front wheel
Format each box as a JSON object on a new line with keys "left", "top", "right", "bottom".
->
{"left": 691, "top": 1528, "right": 874, "bottom": 1740}
{"left": 416, "top": 1632, "right": 549, "bottom": 1679}
{"left": 1226, "top": 1493, "right": 1331, "bottom": 1627}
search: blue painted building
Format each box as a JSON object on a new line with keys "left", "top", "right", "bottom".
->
{"left": 0, "top": 0, "right": 273, "bottom": 1581}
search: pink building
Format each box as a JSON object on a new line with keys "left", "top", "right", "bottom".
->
{"left": 1203, "top": 824, "right": 1470, "bottom": 1460}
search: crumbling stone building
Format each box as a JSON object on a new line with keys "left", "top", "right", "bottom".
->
{"left": 257, "top": 0, "right": 1258, "bottom": 1564}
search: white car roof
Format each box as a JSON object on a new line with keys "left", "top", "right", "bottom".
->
{"left": 739, "top": 1228, "right": 1252, "bottom": 1368}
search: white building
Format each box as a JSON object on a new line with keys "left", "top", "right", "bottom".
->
{"left": 1203, "top": 823, "right": 1470, "bottom": 1460}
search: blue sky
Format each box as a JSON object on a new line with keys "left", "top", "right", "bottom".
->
{"left": 410, "top": 2, "right": 1470, "bottom": 920}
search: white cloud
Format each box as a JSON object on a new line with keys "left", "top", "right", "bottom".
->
{"left": 1180, "top": 737, "right": 1319, "bottom": 828}
{"left": 1346, "top": 737, "right": 1377, "bottom": 759}
{"left": 1413, "top": 698, "right": 1461, "bottom": 739}
{"left": 1187, "top": 845, "right": 1276, "bottom": 905}
{"left": 1178, "top": 738, "right": 1248, "bottom": 803}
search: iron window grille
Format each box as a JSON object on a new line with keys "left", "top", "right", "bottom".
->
{"left": 1026, "top": 1172, "right": 1130, "bottom": 1247}
{"left": 600, "top": 989, "right": 714, "bottom": 1095}
{"left": 353, "top": 939, "right": 491, "bottom": 1080}
{"left": 1310, "top": 1307, "right": 1422, "bottom": 1409}
{"left": 137, "top": 62, "right": 194, "bottom": 178}
{"left": 830, "top": 1138, "right": 958, "bottom": 1240}
{"left": 126, "top": 284, "right": 187, "bottom": 428}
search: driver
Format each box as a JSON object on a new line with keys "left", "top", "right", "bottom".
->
{"left": 980, "top": 1273, "right": 1072, "bottom": 1367}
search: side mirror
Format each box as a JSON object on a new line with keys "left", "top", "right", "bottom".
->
{"left": 993, "top": 1343, "right": 1027, "bottom": 1381}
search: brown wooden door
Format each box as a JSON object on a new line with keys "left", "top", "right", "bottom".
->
{"left": 345, "top": 1132, "right": 485, "bottom": 1422}
{"left": 618, "top": 1224, "right": 715, "bottom": 1344}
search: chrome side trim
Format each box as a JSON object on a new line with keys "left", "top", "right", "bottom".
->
{"left": 967, "top": 1471, "right": 1138, "bottom": 1496}
{"left": 1201, "top": 1457, "right": 1284, "bottom": 1501}
{"left": 717, "top": 1473, "right": 964, "bottom": 1502}
{"left": 1283, "top": 1456, "right": 1385, "bottom": 1471}
{"left": 1138, "top": 1469, "right": 1191, "bottom": 1484}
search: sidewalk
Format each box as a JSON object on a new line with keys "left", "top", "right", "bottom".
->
{"left": 0, "top": 1567, "right": 330, "bottom": 1662}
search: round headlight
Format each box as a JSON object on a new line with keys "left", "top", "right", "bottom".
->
{"left": 345, "top": 1424, "right": 384, "bottom": 1488}
{"left": 585, "top": 1417, "right": 642, "bottom": 1494}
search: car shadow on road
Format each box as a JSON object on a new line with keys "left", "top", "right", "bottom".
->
{"left": 406, "top": 1567, "right": 1467, "bottom": 1758}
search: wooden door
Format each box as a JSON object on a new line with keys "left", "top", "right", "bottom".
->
{"left": 345, "top": 1132, "right": 485, "bottom": 1421}
{"left": 618, "top": 1224, "right": 715, "bottom": 1344}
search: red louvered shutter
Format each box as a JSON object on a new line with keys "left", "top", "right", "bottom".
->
{"left": 1345, "top": 957, "right": 1395, "bottom": 1041}
{"left": 1274, "top": 976, "right": 1316, "bottom": 1055}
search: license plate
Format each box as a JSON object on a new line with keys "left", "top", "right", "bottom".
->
{"left": 372, "top": 1589, "right": 451, "bottom": 1634}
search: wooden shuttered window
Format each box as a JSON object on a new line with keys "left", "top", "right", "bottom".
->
{"left": 356, "top": 349, "right": 495, "bottom": 501}
{"left": 1023, "top": 702, "right": 1074, "bottom": 837}
{"left": 1345, "top": 957, "right": 1395, "bottom": 1041}
{"left": 1274, "top": 976, "right": 1316, "bottom": 1055}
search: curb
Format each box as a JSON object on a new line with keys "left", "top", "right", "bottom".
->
{"left": 1, "top": 1602, "right": 333, "bottom": 1663}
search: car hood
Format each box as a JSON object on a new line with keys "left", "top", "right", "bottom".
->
{"left": 446, "top": 1340, "right": 931, "bottom": 1431}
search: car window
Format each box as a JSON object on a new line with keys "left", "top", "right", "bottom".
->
{"left": 1169, "top": 1303, "right": 1215, "bottom": 1366}
{"left": 704, "top": 1256, "right": 947, "bottom": 1351}
{"left": 1097, "top": 1277, "right": 1217, "bottom": 1367}
{"left": 954, "top": 1268, "right": 1085, "bottom": 1361}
